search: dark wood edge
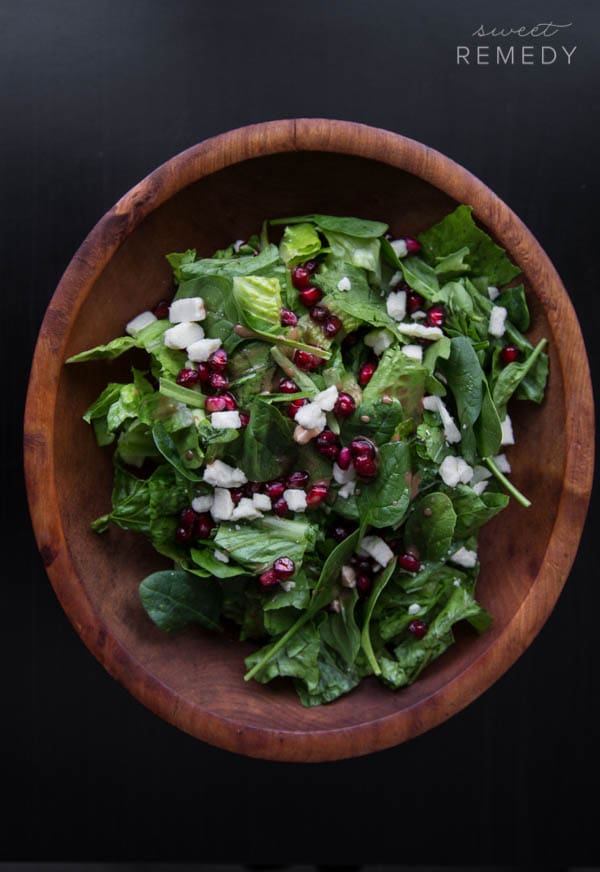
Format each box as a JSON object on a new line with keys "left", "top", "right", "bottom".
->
{"left": 24, "top": 119, "right": 595, "bottom": 762}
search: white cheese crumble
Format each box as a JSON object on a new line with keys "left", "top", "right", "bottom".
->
{"left": 487, "top": 285, "right": 500, "bottom": 301}
{"left": 210, "top": 410, "right": 242, "bottom": 429}
{"left": 280, "top": 580, "right": 296, "bottom": 593}
{"left": 333, "top": 462, "right": 357, "bottom": 485}
{"left": 338, "top": 480, "right": 356, "bottom": 499}
{"left": 411, "top": 310, "right": 427, "bottom": 321}
{"left": 471, "top": 464, "right": 493, "bottom": 484}
{"left": 390, "top": 238, "right": 408, "bottom": 258}
{"left": 397, "top": 322, "right": 443, "bottom": 340}
{"left": 472, "top": 481, "right": 489, "bottom": 496}
{"left": 494, "top": 452, "right": 512, "bottom": 473}
{"left": 191, "top": 494, "right": 214, "bottom": 513}
{"left": 231, "top": 497, "right": 263, "bottom": 521}
{"left": 187, "top": 337, "right": 221, "bottom": 362}
{"left": 294, "top": 402, "right": 327, "bottom": 433}
{"left": 163, "top": 321, "right": 205, "bottom": 350}
{"left": 364, "top": 328, "right": 394, "bottom": 356}
{"left": 168, "top": 297, "right": 206, "bottom": 323}
{"left": 283, "top": 488, "right": 307, "bottom": 513}
{"left": 422, "top": 395, "right": 462, "bottom": 444}
{"left": 341, "top": 565, "right": 357, "bottom": 588}
{"left": 439, "top": 455, "right": 474, "bottom": 487}
{"left": 450, "top": 546, "right": 478, "bottom": 568}
{"left": 202, "top": 460, "right": 247, "bottom": 488}
{"left": 488, "top": 305, "right": 508, "bottom": 338}
{"left": 313, "top": 384, "right": 339, "bottom": 411}
{"left": 337, "top": 276, "right": 352, "bottom": 291}
{"left": 402, "top": 344, "right": 423, "bottom": 362}
{"left": 359, "top": 536, "right": 394, "bottom": 567}
{"left": 233, "top": 239, "right": 245, "bottom": 253}
{"left": 386, "top": 290, "right": 407, "bottom": 321}
{"left": 210, "top": 488, "right": 234, "bottom": 522}
{"left": 125, "top": 311, "right": 157, "bottom": 336}
{"left": 500, "top": 415, "right": 515, "bottom": 446}
{"left": 214, "top": 550, "right": 230, "bottom": 564}
{"left": 252, "top": 493, "right": 272, "bottom": 512}
{"left": 407, "top": 603, "right": 421, "bottom": 615}
{"left": 389, "top": 270, "right": 403, "bottom": 288}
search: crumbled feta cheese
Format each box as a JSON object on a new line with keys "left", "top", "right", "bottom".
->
{"left": 233, "top": 239, "right": 245, "bottom": 253}
{"left": 341, "top": 565, "right": 357, "bottom": 588}
{"left": 280, "top": 580, "right": 296, "bottom": 593}
{"left": 411, "top": 310, "right": 427, "bottom": 321}
{"left": 338, "top": 480, "right": 356, "bottom": 499}
{"left": 500, "top": 416, "right": 515, "bottom": 446}
{"left": 488, "top": 305, "right": 508, "bottom": 338}
{"left": 283, "top": 488, "right": 307, "bottom": 513}
{"left": 252, "top": 493, "right": 272, "bottom": 512}
{"left": 439, "top": 455, "right": 474, "bottom": 487}
{"left": 164, "top": 321, "right": 205, "bottom": 349}
{"left": 313, "top": 384, "right": 339, "bottom": 411}
{"left": 294, "top": 401, "right": 327, "bottom": 433}
{"left": 487, "top": 285, "right": 500, "bottom": 301}
{"left": 423, "top": 395, "right": 462, "bottom": 444}
{"left": 337, "top": 276, "right": 352, "bottom": 291}
{"left": 333, "top": 463, "right": 357, "bottom": 485}
{"left": 389, "top": 270, "right": 403, "bottom": 288}
{"left": 214, "top": 550, "right": 230, "bottom": 564}
{"left": 408, "top": 603, "right": 421, "bottom": 616}
{"left": 386, "top": 290, "right": 407, "bottom": 321}
{"left": 472, "top": 480, "right": 489, "bottom": 496}
{"left": 359, "top": 536, "right": 394, "bottom": 568}
{"left": 453, "top": 578, "right": 462, "bottom": 587}
{"left": 364, "top": 329, "right": 394, "bottom": 356}
{"left": 210, "top": 410, "right": 242, "bottom": 429}
{"left": 168, "top": 297, "right": 206, "bottom": 323}
{"left": 191, "top": 494, "right": 214, "bottom": 513}
{"left": 186, "top": 337, "right": 221, "bottom": 362}
{"left": 390, "top": 238, "right": 408, "bottom": 258}
{"left": 231, "top": 497, "right": 263, "bottom": 521}
{"left": 494, "top": 452, "right": 512, "bottom": 473}
{"left": 402, "top": 344, "right": 423, "bottom": 362}
{"left": 125, "top": 310, "right": 157, "bottom": 336}
{"left": 203, "top": 459, "right": 247, "bottom": 488}
{"left": 397, "top": 323, "right": 443, "bottom": 340}
{"left": 450, "top": 546, "right": 478, "bottom": 568}
{"left": 210, "top": 488, "right": 234, "bottom": 522}
{"left": 471, "top": 464, "right": 493, "bottom": 484}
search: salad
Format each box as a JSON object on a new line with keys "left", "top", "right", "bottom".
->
{"left": 67, "top": 206, "right": 548, "bottom": 706}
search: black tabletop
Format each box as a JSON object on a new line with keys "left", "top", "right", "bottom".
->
{"left": 3, "top": 0, "right": 598, "bottom": 866}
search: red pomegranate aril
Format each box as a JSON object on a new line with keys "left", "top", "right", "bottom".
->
{"left": 358, "top": 360, "right": 377, "bottom": 386}
{"left": 349, "top": 437, "right": 377, "bottom": 458}
{"left": 239, "top": 412, "right": 250, "bottom": 428}
{"left": 195, "top": 513, "right": 215, "bottom": 539}
{"left": 273, "top": 556, "right": 295, "bottom": 580}
{"left": 501, "top": 345, "right": 520, "bottom": 365}
{"left": 205, "top": 395, "right": 227, "bottom": 413}
{"left": 287, "top": 397, "right": 308, "bottom": 419}
{"left": 263, "top": 479, "right": 286, "bottom": 500}
{"left": 405, "top": 237, "right": 422, "bottom": 254}
{"left": 353, "top": 453, "right": 378, "bottom": 479}
{"left": 221, "top": 391, "right": 238, "bottom": 411}
{"left": 398, "top": 552, "right": 421, "bottom": 573}
{"left": 356, "top": 573, "right": 372, "bottom": 596}
{"left": 259, "top": 568, "right": 279, "bottom": 587}
{"left": 406, "top": 290, "right": 424, "bottom": 314}
{"left": 324, "top": 315, "right": 342, "bottom": 338}
{"left": 426, "top": 304, "right": 445, "bottom": 328}
{"left": 273, "top": 496, "right": 289, "bottom": 517}
{"left": 229, "top": 487, "right": 245, "bottom": 505}
{"left": 209, "top": 371, "right": 229, "bottom": 391}
{"left": 175, "top": 525, "right": 193, "bottom": 543}
{"left": 196, "top": 362, "right": 210, "bottom": 383}
{"left": 298, "top": 286, "right": 323, "bottom": 307}
{"left": 334, "top": 392, "right": 356, "bottom": 418}
{"left": 306, "top": 482, "right": 329, "bottom": 507}
{"left": 208, "top": 348, "right": 228, "bottom": 371}
{"left": 309, "top": 305, "right": 328, "bottom": 323}
{"left": 286, "top": 470, "right": 310, "bottom": 489}
{"left": 179, "top": 507, "right": 196, "bottom": 529}
{"left": 244, "top": 481, "right": 262, "bottom": 497}
{"left": 153, "top": 299, "right": 171, "bottom": 319}
{"left": 408, "top": 619, "right": 429, "bottom": 639}
{"left": 279, "top": 377, "right": 299, "bottom": 394}
{"left": 293, "top": 349, "right": 322, "bottom": 371}
{"left": 316, "top": 430, "right": 339, "bottom": 460}
{"left": 176, "top": 367, "right": 200, "bottom": 388}
{"left": 336, "top": 446, "right": 352, "bottom": 470}
{"left": 291, "top": 265, "right": 311, "bottom": 289}
{"left": 280, "top": 307, "right": 298, "bottom": 327}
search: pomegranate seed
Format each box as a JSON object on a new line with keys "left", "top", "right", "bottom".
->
{"left": 279, "top": 377, "right": 299, "bottom": 394}
{"left": 358, "top": 360, "right": 377, "bottom": 386}
{"left": 280, "top": 307, "right": 298, "bottom": 327}
{"left": 408, "top": 619, "right": 428, "bottom": 639}
{"left": 291, "top": 266, "right": 311, "bottom": 289}
{"left": 209, "top": 372, "right": 229, "bottom": 391}
{"left": 293, "top": 349, "right": 322, "bottom": 371}
{"left": 273, "top": 556, "right": 295, "bottom": 580}
{"left": 426, "top": 304, "right": 445, "bottom": 328}
{"left": 205, "top": 395, "right": 227, "bottom": 413}
{"left": 195, "top": 513, "right": 215, "bottom": 539}
{"left": 306, "top": 482, "right": 329, "bottom": 507}
{"left": 309, "top": 305, "right": 328, "bottom": 323}
{"left": 324, "top": 316, "right": 342, "bottom": 338}
{"left": 334, "top": 393, "right": 356, "bottom": 418}
{"left": 287, "top": 397, "right": 308, "bottom": 419}
{"left": 196, "top": 362, "right": 210, "bottom": 383}
{"left": 243, "top": 481, "right": 262, "bottom": 497}
{"left": 259, "top": 568, "right": 279, "bottom": 587}
{"left": 179, "top": 507, "right": 196, "bottom": 529}
{"left": 405, "top": 237, "right": 421, "bottom": 254}
{"left": 398, "top": 553, "right": 421, "bottom": 573}
{"left": 263, "top": 479, "right": 286, "bottom": 500}
{"left": 286, "top": 470, "right": 309, "bottom": 489}
{"left": 175, "top": 526, "right": 193, "bottom": 543}
{"left": 239, "top": 412, "right": 250, "bottom": 428}
{"left": 298, "top": 286, "right": 323, "bottom": 307}
{"left": 406, "top": 290, "right": 424, "bottom": 314}
{"left": 153, "top": 299, "right": 170, "bottom": 319}
{"left": 501, "top": 345, "right": 520, "bottom": 365}
{"left": 353, "top": 453, "right": 378, "bottom": 479}
{"left": 356, "top": 574, "right": 372, "bottom": 596}
{"left": 272, "top": 496, "right": 289, "bottom": 517}
{"left": 229, "top": 488, "right": 245, "bottom": 505}
{"left": 208, "top": 348, "right": 228, "bottom": 371}
{"left": 332, "top": 523, "right": 354, "bottom": 542}
{"left": 176, "top": 368, "right": 200, "bottom": 388}
{"left": 350, "top": 437, "right": 377, "bottom": 458}
{"left": 221, "top": 391, "right": 238, "bottom": 411}
{"left": 316, "top": 430, "right": 340, "bottom": 460}
{"left": 336, "top": 446, "right": 352, "bottom": 470}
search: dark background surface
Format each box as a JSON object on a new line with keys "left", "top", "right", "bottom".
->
{"left": 2, "top": 0, "right": 598, "bottom": 866}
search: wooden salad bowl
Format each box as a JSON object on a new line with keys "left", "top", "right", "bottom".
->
{"left": 24, "top": 119, "right": 594, "bottom": 761}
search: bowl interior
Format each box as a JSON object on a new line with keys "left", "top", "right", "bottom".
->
{"left": 54, "top": 150, "right": 564, "bottom": 751}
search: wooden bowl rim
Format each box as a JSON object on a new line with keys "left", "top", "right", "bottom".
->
{"left": 24, "top": 119, "right": 595, "bottom": 761}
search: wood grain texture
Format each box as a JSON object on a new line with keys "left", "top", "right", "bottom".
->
{"left": 23, "top": 119, "right": 594, "bottom": 762}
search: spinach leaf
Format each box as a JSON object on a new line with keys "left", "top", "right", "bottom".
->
{"left": 361, "top": 558, "right": 397, "bottom": 675}
{"left": 66, "top": 336, "right": 137, "bottom": 363}
{"left": 92, "top": 462, "right": 152, "bottom": 534}
{"left": 397, "top": 256, "right": 441, "bottom": 301}
{"left": 441, "top": 336, "right": 483, "bottom": 428}
{"left": 321, "top": 590, "right": 361, "bottom": 665}
{"left": 496, "top": 284, "right": 530, "bottom": 332}
{"left": 475, "top": 378, "right": 503, "bottom": 458}
{"left": 190, "top": 548, "right": 249, "bottom": 579}
{"left": 166, "top": 249, "right": 196, "bottom": 283}
{"left": 434, "top": 246, "right": 471, "bottom": 277}
{"left": 445, "top": 485, "right": 509, "bottom": 538}
{"left": 240, "top": 398, "right": 294, "bottom": 481}
{"left": 340, "top": 396, "right": 405, "bottom": 444}
{"left": 491, "top": 338, "right": 548, "bottom": 414}
{"left": 405, "top": 492, "right": 457, "bottom": 560}
{"left": 139, "top": 570, "right": 222, "bottom": 633}
{"left": 357, "top": 442, "right": 411, "bottom": 530}
{"left": 244, "top": 621, "right": 322, "bottom": 691}
{"left": 152, "top": 420, "right": 204, "bottom": 481}
{"left": 271, "top": 213, "right": 388, "bottom": 238}
{"left": 180, "top": 244, "right": 280, "bottom": 279}
{"left": 294, "top": 642, "right": 362, "bottom": 706}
